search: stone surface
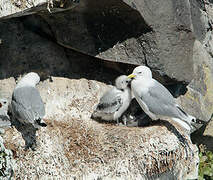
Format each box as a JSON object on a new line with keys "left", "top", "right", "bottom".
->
{"left": 0, "top": 0, "right": 196, "bottom": 82}
{"left": 0, "top": 17, "right": 70, "bottom": 79}
{"left": 187, "top": 0, "right": 213, "bottom": 151}
{"left": 178, "top": 40, "right": 213, "bottom": 124}
{"left": 1, "top": 77, "right": 199, "bottom": 179}
{"left": 189, "top": 0, "right": 210, "bottom": 42}
{"left": 0, "top": 135, "right": 14, "bottom": 179}
{"left": 203, "top": 119, "right": 213, "bottom": 137}
{"left": 0, "top": 0, "right": 213, "bottom": 178}
{"left": 0, "top": 16, "right": 132, "bottom": 82}
{"left": 176, "top": 0, "right": 213, "bottom": 125}
{"left": 0, "top": 0, "right": 212, "bottom": 132}
{"left": 0, "top": 0, "right": 45, "bottom": 18}
{"left": 0, "top": 0, "right": 212, "bottom": 123}
{"left": 39, "top": 0, "right": 195, "bottom": 82}
{"left": 0, "top": 0, "right": 79, "bottom": 19}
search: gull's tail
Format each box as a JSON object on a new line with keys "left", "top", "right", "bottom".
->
{"left": 174, "top": 105, "right": 206, "bottom": 131}
{"left": 36, "top": 118, "right": 47, "bottom": 127}
{"left": 172, "top": 105, "right": 196, "bottom": 131}
{"left": 171, "top": 117, "right": 191, "bottom": 131}
{"left": 176, "top": 106, "right": 196, "bottom": 123}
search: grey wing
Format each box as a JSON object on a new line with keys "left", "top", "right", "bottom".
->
{"left": 140, "top": 80, "right": 180, "bottom": 118}
{"left": 96, "top": 88, "right": 123, "bottom": 114}
{"left": 12, "top": 87, "right": 45, "bottom": 123}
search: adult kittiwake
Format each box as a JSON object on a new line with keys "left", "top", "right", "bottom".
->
{"left": 128, "top": 66, "right": 199, "bottom": 131}
{"left": 92, "top": 75, "right": 132, "bottom": 125}
{"left": 11, "top": 72, "right": 47, "bottom": 129}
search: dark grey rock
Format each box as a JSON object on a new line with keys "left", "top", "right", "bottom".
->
{"left": 178, "top": 40, "right": 213, "bottom": 124}
{"left": 189, "top": 0, "right": 210, "bottom": 42}
{"left": 0, "top": 17, "right": 70, "bottom": 79}
{"left": 37, "top": 0, "right": 195, "bottom": 82}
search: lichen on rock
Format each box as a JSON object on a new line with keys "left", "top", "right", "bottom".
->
{"left": 0, "top": 136, "right": 14, "bottom": 179}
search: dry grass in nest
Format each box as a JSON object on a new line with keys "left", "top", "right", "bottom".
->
{"left": 46, "top": 118, "right": 103, "bottom": 165}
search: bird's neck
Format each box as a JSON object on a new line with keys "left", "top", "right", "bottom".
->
{"left": 132, "top": 77, "right": 153, "bottom": 87}
{"left": 136, "top": 76, "right": 152, "bottom": 80}
{"left": 117, "top": 87, "right": 128, "bottom": 92}
{"left": 118, "top": 88, "right": 124, "bottom": 92}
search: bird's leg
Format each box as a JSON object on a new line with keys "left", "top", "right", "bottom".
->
{"left": 22, "top": 125, "right": 38, "bottom": 151}
{"left": 195, "top": 119, "right": 206, "bottom": 124}
{"left": 116, "top": 118, "right": 119, "bottom": 126}
{"left": 36, "top": 118, "right": 47, "bottom": 127}
{"left": 122, "top": 115, "right": 127, "bottom": 126}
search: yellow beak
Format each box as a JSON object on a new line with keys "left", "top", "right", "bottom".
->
{"left": 127, "top": 74, "right": 136, "bottom": 79}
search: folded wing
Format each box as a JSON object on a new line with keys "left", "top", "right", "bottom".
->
{"left": 12, "top": 87, "right": 45, "bottom": 124}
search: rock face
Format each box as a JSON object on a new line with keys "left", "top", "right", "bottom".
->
{"left": 0, "top": 0, "right": 79, "bottom": 19}
{"left": 1, "top": 77, "right": 199, "bottom": 179}
{"left": 0, "top": 0, "right": 198, "bottom": 82}
{"left": 178, "top": 40, "right": 213, "bottom": 125}
{"left": 0, "top": 135, "right": 14, "bottom": 179}
{"left": 30, "top": 0, "right": 195, "bottom": 82}
{"left": 0, "top": 0, "right": 213, "bottom": 178}
{"left": 178, "top": 0, "right": 213, "bottom": 129}
{"left": 0, "top": 0, "right": 212, "bottom": 125}
{"left": 0, "top": 88, "right": 14, "bottom": 180}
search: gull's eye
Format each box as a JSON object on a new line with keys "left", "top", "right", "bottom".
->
{"left": 126, "top": 80, "right": 129, "bottom": 83}
{"left": 138, "top": 72, "right": 142, "bottom": 74}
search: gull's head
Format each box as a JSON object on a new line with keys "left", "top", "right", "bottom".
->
{"left": 16, "top": 72, "right": 40, "bottom": 88}
{"left": 115, "top": 75, "right": 130, "bottom": 90}
{"left": 128, "top": 66, "right": 152, "bottom": 80}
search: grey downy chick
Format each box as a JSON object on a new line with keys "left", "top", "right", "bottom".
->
{"left": 92, "top": 75, "right": 132, "bottom": 125}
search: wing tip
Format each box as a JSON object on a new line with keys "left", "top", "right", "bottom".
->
{"left": 36, "top": 119, "right": 47, "bottom": 127}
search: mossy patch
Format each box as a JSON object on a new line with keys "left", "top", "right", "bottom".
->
{"left": 198, "top": 145, "right": 213, "bottom": 180}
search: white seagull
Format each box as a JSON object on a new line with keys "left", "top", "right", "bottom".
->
{"left": 128, "top": 66, "right": 197, "bottom": 131}
{"left": 11, "top": 72, "right": 47, "bottom": 129}
{"left": 92, "top": 75, "right": 132, "bottom": 125}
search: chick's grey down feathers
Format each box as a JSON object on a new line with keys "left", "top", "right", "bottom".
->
{"left": 96, "top": 88, "right": 123, "bottom": 114}
{"left": 92, "top": 75, "right": 132, "bottom": 124}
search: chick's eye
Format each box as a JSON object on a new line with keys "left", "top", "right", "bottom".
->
{"left": 126, "top": 81, "right": 129, "bottom": 83}
{"left": 138, "top": 72, "right": 142, "bottom": 74}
